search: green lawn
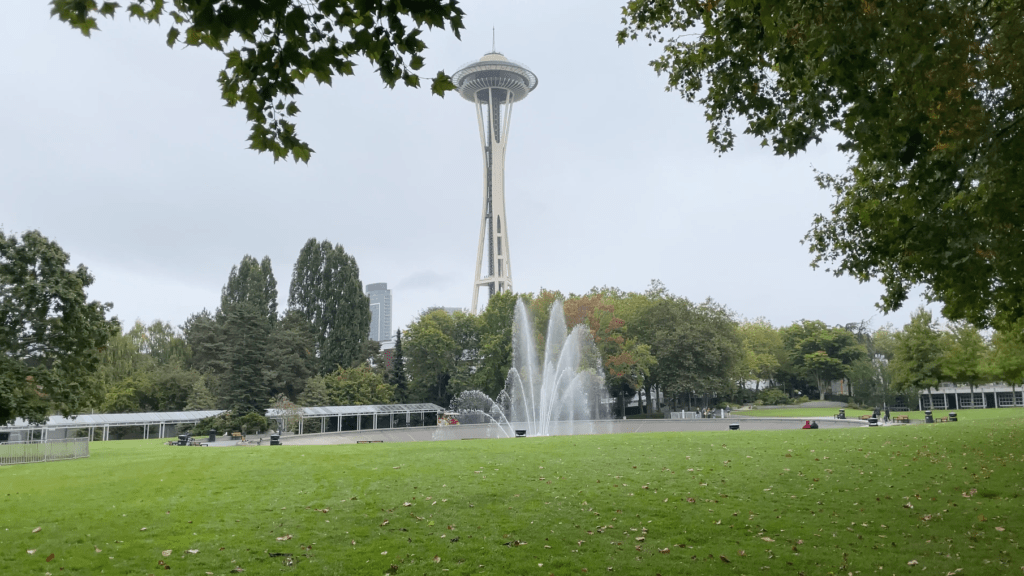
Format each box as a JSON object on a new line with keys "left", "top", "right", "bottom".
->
{"left": 3, "top": 413, "right": 1023, "bottom": 575}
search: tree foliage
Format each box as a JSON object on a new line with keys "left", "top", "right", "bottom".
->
{"left": 1, "top": 230, "right": 119, "bottom": 424}
{"left": 319, "top": 365, "right": 394, "bottom": 406}
{"left": 619, "top": 0, "right": 1024, "bottom": 328}
{"left": 288, "top": 238, "right": 370, "bottom": 373}
{"left": 403, "top": 308, "right": 479, "bottom": 407}
{"left": 221, "top": 255, "right": 278, "bottom": 326}
{"left": 892, "top": 308, "right": 945, "bottom": 398}
{"left": 50, "top": 0, "right": 466, "bottom": 162}
{"left": 782, "top": 320, "right": 865, "bottom": 401}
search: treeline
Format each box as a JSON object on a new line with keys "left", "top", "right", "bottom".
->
{"left": 97, "top": 270, "right": 1024, "bottom": 416}
{"left": 97, "top": 238, "right": 376, "bottom": 415}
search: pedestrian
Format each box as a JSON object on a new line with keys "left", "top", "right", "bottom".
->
{"left": 802, "top": 420, "right": 811, "bottom": 429}
{"left": 810, "top": 420, "right": 819, "bottom": 429}
{"left": 884, "top": 406, "right": 891, "bottom": 423}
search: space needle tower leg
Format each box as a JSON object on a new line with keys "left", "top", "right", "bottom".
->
{"left": 454, "top": 52, "right": 538, "bottom": 314}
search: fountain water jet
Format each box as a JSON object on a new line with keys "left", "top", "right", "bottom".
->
{"left": 441, "top": 299, "right": 610, "bottom": 439}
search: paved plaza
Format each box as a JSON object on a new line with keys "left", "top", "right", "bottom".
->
{"left": 276, "top": 416, "right": 874, "bottom": 446}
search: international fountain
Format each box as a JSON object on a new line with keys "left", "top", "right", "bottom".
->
{"left": 439, "top": 299, "right": 611, "bottom": 438}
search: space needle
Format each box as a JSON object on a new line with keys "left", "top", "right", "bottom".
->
{"left": 453, "top": 47, "right": 538, "bottom": 314}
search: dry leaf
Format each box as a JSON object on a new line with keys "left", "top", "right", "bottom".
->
{"left": 995, "top": 527, "right": 1005, "bottom": 532}
{"left": 720, "top": 555, "right": 730, "bottom": 563}
{"left": 659, "top": 548, "right": 670, "bottom": 554}
{"left": 230, "top": 568, "right": 245, "bottom": 574}
{"left": 433, "top": 556, "right": 441, "bottom": 563}
{"left": 403, "top": 502, "right": 412, "bottom": 507}
{"left": 27, "top": 550, "right": 36, "bottom": 555}
{"left": 32, "top": 527, "right": 42, "bottom": 533}
{"left": 46, "top": 553, "right": 55, "bottom": 562}
{"left": 635, "top": 536, "right": 645, "bottom": 542}
{"left": 382, "top": 551, "right": 388, "bottom": 555}
{"left": 381, "top": 520, "right": 389, "bottom": 527}
{"left": 140, "top": 527, "right": 147, "bottom": 532}
{"left": 162, "top": 550, "right": 172, "bottom": 557}
{"left": 908, "top": 560, "right": 919, "bottom": 566}
{"left": 275, "top": 535, "right": 292, "bottom": 541}
{"left": 187, "top": 549, "right": 199, "bottom": 554}
{"left": 761, "top": 537, "right": 774, "bottom": 542}
{"left": 95, "top": 548, "right": 101, "bottom": 553}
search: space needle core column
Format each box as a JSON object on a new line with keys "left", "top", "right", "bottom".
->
{"left": 453, "top": 52, "right": 538, "bottom": 314}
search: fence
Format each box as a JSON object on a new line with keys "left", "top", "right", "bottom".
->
{"left": 0, "top": 437, "right": 89, "bottom": 466}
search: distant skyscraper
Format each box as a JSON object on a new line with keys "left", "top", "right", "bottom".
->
{"left": 366, "top": 282, "right": 392, "bottom": 342}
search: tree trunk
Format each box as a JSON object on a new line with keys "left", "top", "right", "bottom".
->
{"left": 817, "top": 374, "right": 826, "bottom": 401}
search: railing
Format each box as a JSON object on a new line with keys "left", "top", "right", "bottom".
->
{"left": 0, "top": 437, "right": 89, "bottom": 466}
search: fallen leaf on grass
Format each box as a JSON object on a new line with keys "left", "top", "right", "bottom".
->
{"left": 433, "top": 556, "right": 441, "bottom": 563}
{"left": 908, "top": 560, "right": 919, "bottom": 566}
{"left": 230, "top": 568, "right": 245, "bottom": 573}
{"left": 761, "top": 537, "right": 774, "bottom": 542}
{"left": 995, "top": 527, "right": 1005, "bottom": 532}
{"left": 95, "top": 548, "right": 101, "bottom": 553}
{"left": 403, "top": 502, "right": 412, "bottom": 507}
{"left": 658, "top": 548, "right": 669, "bottom": 554}
{"left": 27, "top": 550, "right": 36, "bottom": 555}
{"left": 381, "top": 520, "right": 389, "bottom": 527}
{"left": 162, "top": 550, "right": 172, "bottom": 557}
{"left": 720, "top": 555, "right": 730, "bottom": 563}
{"left": 382, "top": 551, "right": 388, "bottom": 555}
{"left": 46, "top": 553, "right": 54, "bottom": 562}
{"left": 140, "top": 527, "right": 147, "bottom": 531}
{"left": 32, "top": 527, "right": 42, "bottom": 533}
{"left": 187, "top": 549, "right": 199, "bottom": 554}
{"left": 275, "top": 535, "right": 292, "bottom": 541}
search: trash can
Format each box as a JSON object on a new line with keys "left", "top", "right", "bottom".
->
{"left": 925, "top": 410, "right": 934, "bottom": 424}
{"left": 515, "top": 430, "right": 527, "bottom": 437}
{"left": 208, "top": 430, "right": 216, "bottom": 443}
{"left": 868, "top": 417, "right": 879, "bottom": 427}
{"left": 177, "top": 434, "right": 188, "bottom": 446}
{"left": 837, "top": 409, "right": 846, "bottom": 419}
{"left": 949, "top": 412, "right": 957, "bottom": 422}
{"left": 270, "top": 434, "right": 281, "bottom": 446}
{"left": 729, "top": 424, "right": 740, "bottom": 430}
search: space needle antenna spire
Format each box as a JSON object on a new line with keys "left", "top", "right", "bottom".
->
{"left": 452, "top": 48, "right": 539, "bottom": 314}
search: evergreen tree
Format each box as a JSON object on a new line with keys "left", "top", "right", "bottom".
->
{"left": 297, "top": 375, "right": 330, "bottom": 407}
{"left": 221, "top": 255, "right": 278, "bottom": 325}
{"left": 288, "top": 238, "right": 370, "bottom": 373}
{"left": 184, "top": 377, "right": 218, "bottom": 411}
{"left": 221, "top": 303, "right": 272, "bottom": 414}
{"left": 389, "top": 329, "right": 409, "bottom": 403}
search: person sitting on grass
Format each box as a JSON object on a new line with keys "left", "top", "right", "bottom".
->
{"left": 802, "top": 420, "right": 812, "bottom": 429}
{"left": 810, "top": 421, "right": 819, "bottom": 429}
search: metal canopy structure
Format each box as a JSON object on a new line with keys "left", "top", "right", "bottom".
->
{"left": 0, "top": 411, "right": 225, "bottom": 442}
{"left": 266, "top": 403, "right": 445, "bottom": 435}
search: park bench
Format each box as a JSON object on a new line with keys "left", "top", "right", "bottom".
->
{"left": 858, "top": 415, "right": 872, "bottom": 421}
{"left": 231, "top": 432, "right": 246, "bottom": 442}
{"left": 895, "top": 416, "right": 910, "bottom": 424}
{"left": 937, "top": 417, "right": 949, "bottom": 423}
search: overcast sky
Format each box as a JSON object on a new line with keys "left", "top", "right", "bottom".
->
{"left": 1, "top": 1, "right": 940, "bottom": 336}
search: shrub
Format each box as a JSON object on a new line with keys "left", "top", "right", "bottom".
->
{"left": 758, "top": 388, "right": 790, "bottom": 406}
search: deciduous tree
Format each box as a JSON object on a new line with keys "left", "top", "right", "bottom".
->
{"left": 892, "top": 308, "right": 945, "bottom": 409}
{"left": 51, "top": 0, "right": 466, "bottom": 162}
{"left": 619, "top": 0, "right": 1024, "bottom": 328}
{"left": 1, "top": 230, "right": 119, "bottom": 423}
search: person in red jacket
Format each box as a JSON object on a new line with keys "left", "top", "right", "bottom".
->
{"left": 802, "top": 420, "right": 812, "bottom": 429}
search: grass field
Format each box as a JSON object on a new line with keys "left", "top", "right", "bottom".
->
{"left": 3, "top": 411, "right": 1023, "bottom": 575}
